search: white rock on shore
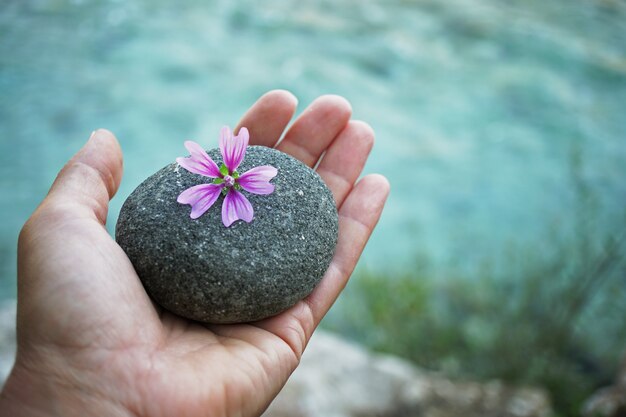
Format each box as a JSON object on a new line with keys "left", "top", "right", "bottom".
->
{"left": 583, "top": 355, "right": 626, "bottom": 417}
{"left": 0, "top": 300, "right": 16, "bottom": 386}
{"left": 263, "top": 329, "right": 551, "bottom": 417}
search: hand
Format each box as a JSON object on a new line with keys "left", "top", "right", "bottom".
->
{"left": 0, "top": 91, "right": 389, "bottom": 417}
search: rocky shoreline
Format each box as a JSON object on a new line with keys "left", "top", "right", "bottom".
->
{"left": 263, "top": 329, "right": 551, "bottom": 417}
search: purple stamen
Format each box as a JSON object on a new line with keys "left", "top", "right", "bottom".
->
{"left": 223, "top": 175, "right": 235, "bottom": 188}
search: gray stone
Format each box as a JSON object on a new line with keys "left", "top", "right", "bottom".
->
{"left": 116, "top": 146, "right": 338, "bottom": 324}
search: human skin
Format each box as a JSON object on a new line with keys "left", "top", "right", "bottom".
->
{"left": 0, "top": 90, "right": 389, "bottom": 417}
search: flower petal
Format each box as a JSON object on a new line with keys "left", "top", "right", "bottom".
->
{"left": 219, "top": 126, "right": 249, "bottom": 172}
{"left": 222, "top": 188, "right": 253, "bottom": 227}
{"left": 176, "top": 141, "right": 220, "bottom": 178}
{"left": 238, "top": 165, "right": 278, "bottom": 195}
{"left": 177, "top": 183, "right": 223, "bottom": 219}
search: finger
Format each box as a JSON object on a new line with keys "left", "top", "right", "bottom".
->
{"left": 254, "top": 174, "right": 389, "bottom": 356}
{"left": 17, "top": 130, "right": 162, "bottom": 347}
{"left": 45, "top": 129, "right": 123, "bottom": 225}
{"left": 234, "top": 90, "right": 298, "bottom": 148}
{"left": 306, "top": 174, "right": 390, "bottom": 324}
{"left": 316, "top": 120, "right": 374, "bottom": 207}
{"left": 276, "top": 95, "right": 352, "bottom": 167}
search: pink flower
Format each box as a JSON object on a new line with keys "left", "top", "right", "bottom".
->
{"left": 176, "top": 126, "right": 278, "bottom": 227}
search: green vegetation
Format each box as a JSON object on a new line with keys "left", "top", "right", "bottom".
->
{"left": 326, "top": 241, "right": 625, "bottom": 416}
{"left": 324, "top": 148, "right": 626, "bottom": 416}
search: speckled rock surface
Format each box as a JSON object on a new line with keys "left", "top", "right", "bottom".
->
{"left": 116, "top": 146, "right": 338, "bottom": 323}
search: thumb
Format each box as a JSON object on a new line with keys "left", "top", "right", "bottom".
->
{"left": 44, "top": 129, "right": 123, "bottom": 225}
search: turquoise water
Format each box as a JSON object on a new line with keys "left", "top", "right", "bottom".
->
{"left": 1, "top": 0, "right": 626, "bottom": 299}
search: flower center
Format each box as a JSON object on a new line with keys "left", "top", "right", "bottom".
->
{"left": 223, "top": 175, "right": 235, "bottom": 188}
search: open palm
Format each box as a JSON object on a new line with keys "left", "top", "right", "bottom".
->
{"left": 0, "top": 91, "right": 389, "bottom": 417}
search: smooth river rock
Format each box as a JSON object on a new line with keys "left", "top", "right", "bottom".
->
{"left": 116, "top": 146, "right": 338, "bottom": 323}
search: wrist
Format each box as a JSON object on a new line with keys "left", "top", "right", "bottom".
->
{"left": 0, "top": 359, "right": 135, "bottom": 417}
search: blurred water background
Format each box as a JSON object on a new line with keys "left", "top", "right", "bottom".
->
{"left": 1, "top": 0, "right": 625, "bottom": 414}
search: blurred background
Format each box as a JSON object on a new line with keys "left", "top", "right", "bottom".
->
{"left": 1, "top": 0, "right": 625, "bottom": 415}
